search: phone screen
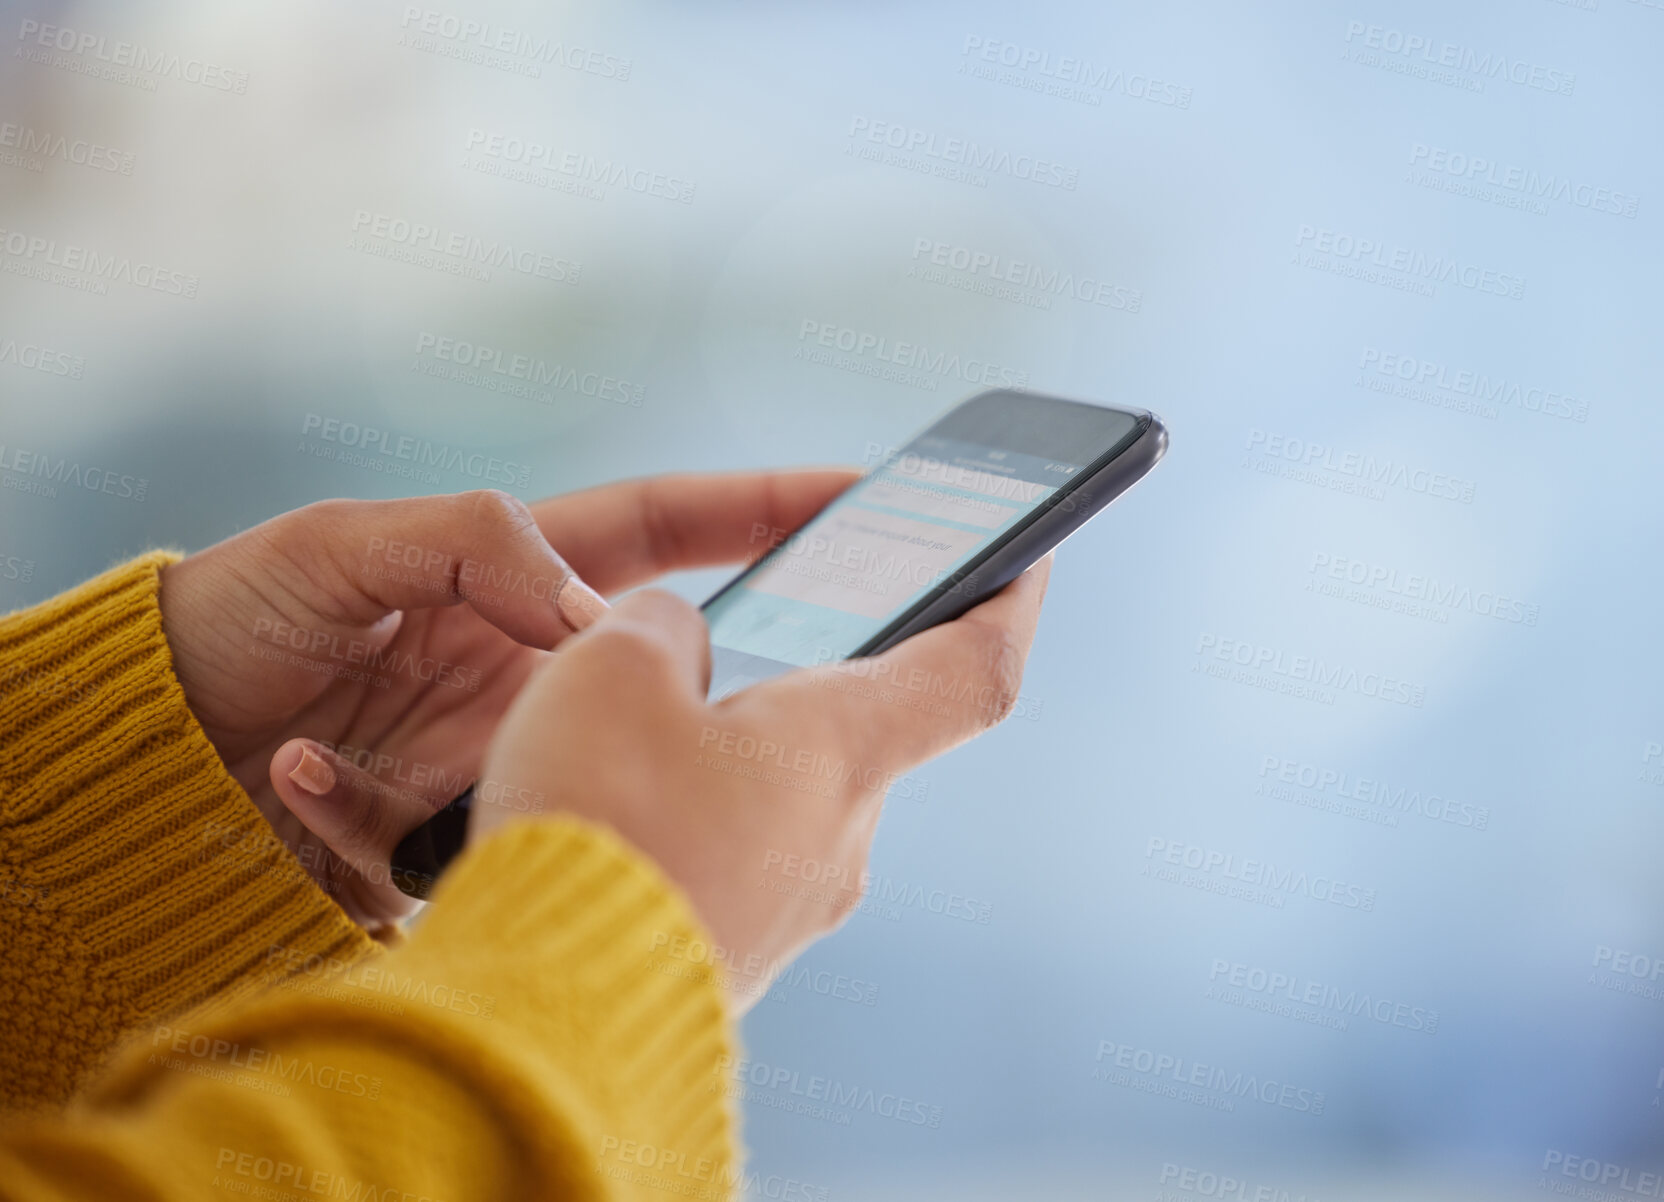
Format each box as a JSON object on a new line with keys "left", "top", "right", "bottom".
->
{"left": 704, "top": 393, "right": 1141, "bottom": 697}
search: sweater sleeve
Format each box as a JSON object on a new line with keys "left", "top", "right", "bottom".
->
{"left": 0, "top": 817, "right": 744, "bottom": 1202}
{"left": 0, "top": 553, "right": 378, "bottom": 1113}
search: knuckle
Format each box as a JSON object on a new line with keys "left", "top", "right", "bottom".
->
{"left": 267, "top": 498, "right": 356, "bottom": 553}
{"left": 964, "top": 620, "right": 1024, "bottom": 729}
{"left": 294, "top": 497, "right": 358, "bottom": 523}
{"left": 465, "top": 488, "right": 537, "bottom": 534}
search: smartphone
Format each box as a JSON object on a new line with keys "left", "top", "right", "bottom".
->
{"left": 702, "top": 390, "right": 1166, "bottom": 699}
{"left": 390, "top": 390, "right": 1166, "bottom": 899}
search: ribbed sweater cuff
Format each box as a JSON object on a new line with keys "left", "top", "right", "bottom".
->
{"left": 0, "top": 552, "right": 375, "bottom": 1024}
{"left": 406, "top": 818, "right": 743, "bottom": 1194}
{"left": 82, "top": 818, "right": 742, "bottom": 1198}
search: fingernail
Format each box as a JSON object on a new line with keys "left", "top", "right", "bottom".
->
{"left": 289, "top": 746, "right": 336, "bottom": 796}
{"left": 555, "top": 576, "right": 609, "bottom": 632}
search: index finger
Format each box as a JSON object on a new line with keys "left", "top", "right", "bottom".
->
{"left": 273, "top": 489, "right": 605, "bottom": 649}
{"left": 738, "top": 556, "right": 1054, "bottom": 773}
{"left": 528, "top": 468, "right": 861, "bottom": 594}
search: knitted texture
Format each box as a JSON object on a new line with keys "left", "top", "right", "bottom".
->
{"left": 0, "top": 553, "right": 376, "bottom": 1112}
{"left": 0, "top": 555, "right": 741, "bottom": 1199}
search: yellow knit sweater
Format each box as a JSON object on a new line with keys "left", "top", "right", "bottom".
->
{"left": 0, "top": 554, "right": 741, "bottom": 1199}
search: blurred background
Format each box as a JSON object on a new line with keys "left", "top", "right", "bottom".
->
{"left": 2, "top": 1, "right": 1661, "bottom": 1198}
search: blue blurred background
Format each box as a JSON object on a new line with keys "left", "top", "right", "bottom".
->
{"left": 2, "top": 1, "right": 1661, "bottom": 1197}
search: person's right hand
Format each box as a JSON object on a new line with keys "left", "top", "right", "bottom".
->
{"left": 470, "top": 558, "right": 1052, "bottom": 1013}
{"left": 164, "top": 469, "right": 856, "bottom": 932}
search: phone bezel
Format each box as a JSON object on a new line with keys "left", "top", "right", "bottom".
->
{"left": 392, "top": 392, "right": 1165, "bottom": 899}
{"left": 700, "top": 389, "right": 1161, "bottom": 662}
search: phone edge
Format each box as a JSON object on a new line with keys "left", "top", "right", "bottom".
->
{"left": 859, "top": 409, "right": 1167, "bottom": 655}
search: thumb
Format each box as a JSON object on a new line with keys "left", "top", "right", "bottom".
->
{"left": 269, "top": 739, "right": 440, "bottom": 926}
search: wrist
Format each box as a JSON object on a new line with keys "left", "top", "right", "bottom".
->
{"left": 157, "top": 549, "right": 308, "bottom": 773}
{"left": 156, "top": 553, "right": 233, "bottom": 759}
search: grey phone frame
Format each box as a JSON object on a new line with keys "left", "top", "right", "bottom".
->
{"left": 702, "top": 390, "right": 1168, "bottom": 659}
{"left": 390, "top": 392, "right": 1166, "bottom": 900}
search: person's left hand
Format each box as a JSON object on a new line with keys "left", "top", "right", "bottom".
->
{"left": 159, "top": 471, "right": 857, "bottom": 931}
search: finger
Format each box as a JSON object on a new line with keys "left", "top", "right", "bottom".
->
{"left": 528, "top": 468, "right": 861, "bottom": 594}
{"left": 272, "top": 489, "right": 609, "bottom": 649}
{"left": 269, "top": 739, "right": 438, "bottom": 925}
{"left": 562, "top": 588, "right": 714, "bottom": 702}
{"left": 749, "top": 555, "right": 1054, "bottom": 771}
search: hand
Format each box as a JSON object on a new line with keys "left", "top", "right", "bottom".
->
{"left": 470, "top": 556, "right": 1052, "bottom": 1013}
{"left": 159, "top": 472, "right": 859, "bottom": 930}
